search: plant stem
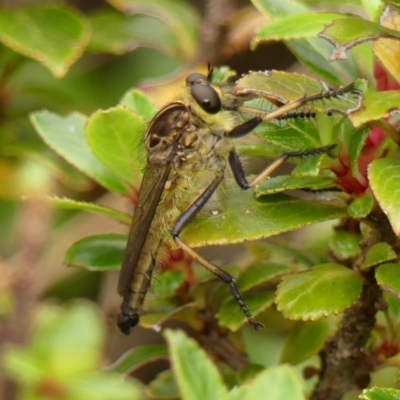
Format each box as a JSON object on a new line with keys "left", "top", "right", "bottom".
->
{"left": 312, "top": 269, "right": 381, "bottom": 400}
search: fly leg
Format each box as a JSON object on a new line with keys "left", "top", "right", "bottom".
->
{"left": 228, "top": 144, "right": 336, "bottom": 189}
{"left": 171, "top": 173, "right": 264, "bottom": 330}
{"left": 222, "top": 111, "right": 336, "bottom": 189}
{"left": 238, "top": 82, "right": 360, "bottom": 123}
{"left": 224, "top": 82, "right": 353, "bottom": 188}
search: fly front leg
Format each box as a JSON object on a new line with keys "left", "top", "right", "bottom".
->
{"left": 221, "top": 101, "right": 337, "bottom": 190}
{"left": 171, "top": 173, "right": 264, "bottom": 330}
{"left": 224, "top": 82, "right": 354, "bottom": 189}
{"left": 229, "top": 144, "right": 336, "bottom": 189}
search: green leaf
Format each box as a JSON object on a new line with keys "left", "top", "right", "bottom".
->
{"left": 218, "top": 292, "right": 275, "bottom": 332}
{"left": 388, "top": 0, "right": 400, "bottom": 9}
{"left": 88, "top": 10, "right": 179, "bottom": 57}
{"left": 385, "top": 292, "right": 400, "bottom": 325}
{"left": 68, "top": 373, "right": 143, "bottom": 400}
{"left": 33, "top": 152, "right": 93, "bottom": 192}
{"left": 329, "top": 231, "right": 361, "bottom": 260}
{"left": 360, "top": 387, "right": 400, "bottom": 400}
{"left": 153, "top": 270, "right": 185, "bottom": 297}
{"left": 376, "top": 263, "right": 400, "bottom": 298}
{"left": 368, "top": 158, "right": 400, "bottom": 235}
{"left": 0, "top": 5, "right": 89, "bottom": 77}
{"left": 229, "top": 386, "right": 250, "bottom": 400}
{"left": 4, "top": 302, "right": 143, "bottom": 399}
{"left": 64, "top": 233, "right": 127, "bottom": 271}
{"left": 236, "top": 70, "right": 322, "bottom": 102}
{"left": 3, "top": 350, "right": 42, "bottom": 386}
{"left": 254, "top": 12, "right": 346, "bottom": 42}
{"left": 260, "top": 241, "right": 317, "bottom": 267}
{"left": 119, "top": 89, "right": 156, "bottom": 121}
{"left": 291, "top": 151, "right": 332, "bottom": 176}
{"left": 140, "top": 303, "right": 201, "bottom": 331}
{"left": 276, "top": 263, "right": 363, "bottom": 320}
{"left": 235, "top": 71, "right": 361, "bottom": 115}
{"left": 347, "top": 194, "right": 374, "bottom": 218}
{"left": 350, "top": 91, "right": 400, "bottom": 127}
{"left": 361, "top": 243, "right": 397, "bottom": 270}
{"left": 346, "top": 125, "right": 371, "bottom": 186}
{"left": 48, "top": 197, "right": 131, "bottom": 224}
{"left": 85, "top": 106, "right": 146, "bottom": 187}
{"left": 252, "top": 114, "right": 351, "bottom": 159}
{"left": 238, "top": 263, "right": 297, "bottom": 291}
{"left": 35, "top": 301, "right": 103, "bottom": 377}
{"left": 361, "top": 0, "right": 385, "bottom": 21}
{"left": 189, "top": 280, "right": 215, "bottom": 308}
{"left": 255, "top": 119, "right": 323, "bottom": 153}
{"left": 147, "top": 370, "right": 179, "bottom": 399}
{"left": 250, "top": 0, "right": 359, "bottom": 83}
{"left": 165, "top": 329, "right": 229, "bottom": 400}
{"left": 107, "top": 0, "right": 198, "bottom": 61}
{"left": 319, "top": 16, "right": 400, "bottom": 61}
{"left": 30, "top": 111, "right": 129, "bottom": 195}
{"left": 39, "top": 301, "right": 103, "bottom": 346}
{"left": 281, "top": 320, "right": 330, "bottom": 364}
{"left": 211, "top": 66, "right": 237, "bottom": 86}
{"left": 236, "top": 142, "right": 283, "bottom": 159}
{"left": 255, "top": 175, "right": 334, "bottom": 196}
{"left": 183, "top": 186, "right": 346, "bottom": 248}
{"left": 106, "top": 344, "right": 169, "bottom": 376}
{"left": 236, "top": 364, "right": 264, "bottom": 384}
{"left": 251, "top": 0, "right": 308, "bottom": 16}
{"left": 243, "top": 365, "right": 306, "bottom": 400}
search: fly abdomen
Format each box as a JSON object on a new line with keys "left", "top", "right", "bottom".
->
{"left": 118, "top": 230, "right": 163, "bottom": 335}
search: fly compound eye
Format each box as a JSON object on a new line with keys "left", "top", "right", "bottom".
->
{"left": 186, "top": 73, "right": 207, "bottom": 85}
{"left": 191, "top": 83, "right": 221, "bottom": 114}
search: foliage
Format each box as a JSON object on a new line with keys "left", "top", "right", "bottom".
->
{"left": 3, "top": 301, "right": 143, "bottom": 399}
{"left": 2, "top": 0, "right": 400, "bottom": 399}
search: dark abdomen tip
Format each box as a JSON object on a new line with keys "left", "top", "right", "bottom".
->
{"left": 118, "top": 313, "right": 140, "bottom": 335}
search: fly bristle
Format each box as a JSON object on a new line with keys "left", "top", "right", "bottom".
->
{"left": 283, "top": 144, "right": 337, "bottom": 161}
{"left": 207, "top": 63, "right": 214, "bottom": 81}
{"left": 273, "top": 82, "right": 359, "bottom": 123}
{"left": 276, "top": 110, "right": 333, "bottom": 122}
{"left": 278, "top": 110, "right": 316, "bottom": 121}
{"left": 318, "top": 82, "right": 359, "bottom": 101}
{"left": 296, "top": 82, "right": 359, "bottom": 109}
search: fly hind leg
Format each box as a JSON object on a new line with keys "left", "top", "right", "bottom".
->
{"left": 229, "top": 144, "right": 336, "bottom": 189}
{"left": 171, "top": 173, "right": 264, "bottom": 330}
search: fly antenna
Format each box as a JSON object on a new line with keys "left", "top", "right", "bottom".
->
{"left": 207, "top": 63, "right": 214, "bottom": 81}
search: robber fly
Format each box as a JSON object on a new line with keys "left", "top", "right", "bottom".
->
{"left": 117, "top": 68, "right": 357, "bottom": 335}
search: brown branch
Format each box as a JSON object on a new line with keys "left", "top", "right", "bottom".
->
{"left": 0, "top": 196, "right": 52, "bottom": 400}
{"left": 312, "top": 210, "right": 397, "bottom": 400}
{"left": 195, "top": 0, "right": 238, "bottom": 66}
{"left": 311, "top": 269, "right": 381, "bottom": 400}
{"left": 199, "top": 329, "right": 249, "bottom": 371}
{"left": 196, "top": 313, "right": 249, "bottom": 371}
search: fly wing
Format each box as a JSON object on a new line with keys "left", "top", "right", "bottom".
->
{"left": 118, "top": 162, "right": 171, "bottom": 295}
{"left": 118, "top": 102, "right": 189, "bottom": 296}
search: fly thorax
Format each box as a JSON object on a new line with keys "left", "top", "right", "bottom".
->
{"left": 168, "top": 125, "right": 208, "bottom": 168}
{"left": 146, "top": 102, "right": 190, "bottom": 165}
{"left": 189, "top": 103, "right": 238, "bottom": 136}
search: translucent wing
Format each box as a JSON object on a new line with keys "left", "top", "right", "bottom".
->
{"left": 118, "top": 102, "right": 189, "bottom": 296}
{"left": 118, "top": 162, "right": 171, "bottom": 295}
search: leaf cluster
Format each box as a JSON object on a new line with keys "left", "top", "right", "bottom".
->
{"left": 2, "top": 0, "right": 400, "bottom": 400}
